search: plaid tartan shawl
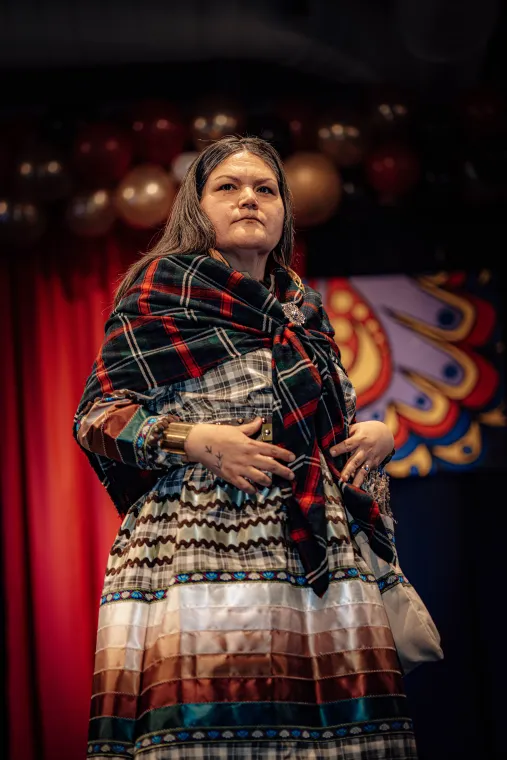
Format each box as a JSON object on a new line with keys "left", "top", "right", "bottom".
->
{"left": 75, "top": 253, "right": 394, "bottom": 596}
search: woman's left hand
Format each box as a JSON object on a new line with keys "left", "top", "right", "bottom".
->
{"left": 329, "top": 420, "right": 394, "bottom": 487}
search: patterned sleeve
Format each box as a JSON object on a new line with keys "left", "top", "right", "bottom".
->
{"left": 74, "top": 390, "right": 187, "bottom": 470}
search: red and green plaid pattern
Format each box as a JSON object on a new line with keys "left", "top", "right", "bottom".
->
{"left": 75, "top": 253, "right": 393, "bottom": 596}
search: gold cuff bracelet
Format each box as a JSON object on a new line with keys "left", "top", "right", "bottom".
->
{"left": 160, "top": 422, "right": 194, "bottom": 460}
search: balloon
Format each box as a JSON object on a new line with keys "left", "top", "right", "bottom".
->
{"left": 171, "top": 151, "right": 200, "bottom": 183}
{"left": 276, "top": 100, "right": 316, "bottom": 150}
{"left": 369, "top": 88, "right": 414, "bottom": 135}
{"left": 461, "top": 152, "right": 502, "bottom": 206}
{"left": 245, "top": 114, "right": 293, "bottom": 158}
{"left": 0, "top": 198, "right": 46, "bottom": 247}
{"left": 73, "top": 123, "right": 133, "bottom": 185}
{"left": 422, "top": 161, "right": 460, "bottom": 208}
{"left": 190, "top": 98, "right": 245, "bottom": 150}
{"left": 365, "top": 143, "right": 420, "bottom": 199}
{"left": 0, "top": 116, "right": 37, "bottom": 154}
{"left": 417, "top": 102, "right": 457, "bottom": 154}
{"left": 284, "top": 152, "right": 342, "bottom": 227}
{"left": 114, "top": 164, "right": 177, "bottom": 229}
{"left": 459, "top": 87, "right": 507, "bottom": 138}
{"left": 339, "top": 168, "right": 374, "bottom": 215}
{"left": 66, "top": 189, "right": 117, "bottom": 237}
{"left": 316, "top": 110, "right": 366, "bottom": 167}
{"left": 14, "top": 143, "right": 72, "bottom": 202}
{"left": 40, "top": 106, "right": 91, "bottom": 150}
{"left": 469, "top": 138, "right": 507, "bottom": 185}
{"left": 131, "top": 100, "right": 187, "bottom": 164}
{"left": 0, "top": 143, "right": 11, "bottom": 192}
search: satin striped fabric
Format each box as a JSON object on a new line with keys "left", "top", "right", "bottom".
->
{"left": 91, "top": 582, "right": 414, "bottom": 758}
{"left": 87, "top": 451, "right": 417, "bottom": 759}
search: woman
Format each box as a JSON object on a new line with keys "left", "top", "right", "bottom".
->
{"left": 75, "top": 136, "right": 418, "bottom": 759}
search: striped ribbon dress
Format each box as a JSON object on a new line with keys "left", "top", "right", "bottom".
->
{"left": 78, "top": 343, "right": 417, "bottom": 760}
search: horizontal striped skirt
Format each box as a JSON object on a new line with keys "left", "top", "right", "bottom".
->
{"left": 88, "top": 459, "right": 417, "bottom": 759}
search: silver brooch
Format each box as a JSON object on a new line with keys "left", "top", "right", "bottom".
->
{"left": 281, "top": 301, "right": 306, "bottom": 326}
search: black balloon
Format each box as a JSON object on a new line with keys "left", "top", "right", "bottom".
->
{"left": 316, "top": 110, "right": 366, "bottom": 167}
{"left": 276, "top": 100, "right": 316, "bottom": 150}
{"left": 245, "top": 114, "right": 293, "bottom": 158}
{"left": 461, "top": 154, "right": 501, "bottom": 206}
{"left": 0, "top": 198, "right": 46, "bottom": 247}
{"left": 417, "top": 103, "right": 457, "bottom": 155}
{"left": 0, "top": 142, "right": 11, "bottom": 193}
{"left": 460, "top": 86, "right": 507, "bottom": 138}
{"left": 468, "top": 139, "right": 507, "bottom": 185}
{"left": 14, "top": 143, "right": 72, "bottom": 202}
{"left": 369, "top": 88, "right": 414, "bottom": 136}
{"left": 422, "top": 160, "right": 460, "bottom": 208}
{"left": 190, "top": 97, "right": 245, "bottom": 150}
{"left": 339, "top": 169, "right": 374, "bottom": 215}
{"left": 40, "top": 106, "right": 93, "bottom": 149}
{"left": 457, "top": 139, "right": 507, "bottom": 207}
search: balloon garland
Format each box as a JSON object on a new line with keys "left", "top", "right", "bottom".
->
{"left": 0, "top": 85, "right": 505, "bottom": 247}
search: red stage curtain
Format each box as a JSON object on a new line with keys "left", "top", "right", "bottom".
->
{"left": 0, "top": 235, "right": 140, "bottom": 760}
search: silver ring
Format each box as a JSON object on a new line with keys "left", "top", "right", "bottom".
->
{"left": 362, "top": 464, "right": 370, "bottom": 473}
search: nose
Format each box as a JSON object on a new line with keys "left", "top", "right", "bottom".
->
{"left": 238, "top": 186, "right": 258, "bottom": 209}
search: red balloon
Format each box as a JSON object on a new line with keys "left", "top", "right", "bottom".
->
{"left": 365, "top": 143, "right": 420, "bottom": 198}
{"left": 73, "top": 123, "right": 133, "bottom": 185}
{"left": 131, "top": 100, "right": 187, "bottom": 164}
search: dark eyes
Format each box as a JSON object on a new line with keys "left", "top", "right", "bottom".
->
{"left": 218, "top": 183, "right": 274, "bottom": 194}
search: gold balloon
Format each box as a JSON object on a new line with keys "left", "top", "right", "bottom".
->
{"left": 114, "top": 164, "right": 177, "bottom": 229}
{"left": 317, "top": 112, "right": 366, "bottom": 167}
{"left": 284, "top": 152, "right": 342, "bottom": 227}
{"left": 190, "top": 98, "right": 244, "bottom": 150}
{"left": 66, "top": 189, "right": 117, "bottom": 237}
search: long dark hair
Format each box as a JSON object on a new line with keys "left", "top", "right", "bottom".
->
{"left": 113, "top": 135, "right": 295, "bottom": 308}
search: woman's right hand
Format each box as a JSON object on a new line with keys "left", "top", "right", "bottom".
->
{"left": 182, "top": 417, "right": 296, "bottom": 495}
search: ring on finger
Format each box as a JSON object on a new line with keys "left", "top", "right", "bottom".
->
{"left": 362, "top": 463, "right": 370, "bottom": 473}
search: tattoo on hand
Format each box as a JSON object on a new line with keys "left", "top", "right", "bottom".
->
{"left": 205, "top": 445, "right": 212, "bottom": 454}
{"left": 215, "top": 452, "right": 223, "bottom": 470}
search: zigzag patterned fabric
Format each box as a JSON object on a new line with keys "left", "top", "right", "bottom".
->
{"left": 75, "top": 253, "right": 393, "bottom": 597}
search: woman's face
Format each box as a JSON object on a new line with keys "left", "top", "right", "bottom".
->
{"left": 200, "top": 151, "right": 285, "bottom": 259}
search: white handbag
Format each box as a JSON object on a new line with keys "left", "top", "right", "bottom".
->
{"left": 353, "top": 512, "right": 444, "bottom": 675}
